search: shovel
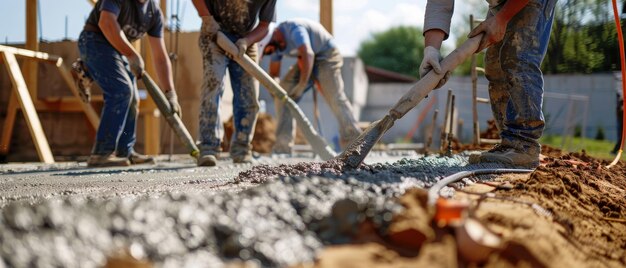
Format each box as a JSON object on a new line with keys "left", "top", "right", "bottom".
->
{"left": 142, "top": 73, "right": 200, "bottom": 158}
{"left": 216, "top": 32, "right": 336, "bottom": 160}
{"left": 338, "top": 35, "right": 482, "bottom": 168}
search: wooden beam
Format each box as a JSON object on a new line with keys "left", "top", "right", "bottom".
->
{"left": 160, "top": 0, "right": 167, "bottom": 28}
{"left": 0, "top": 92, "right": 19, "bottom": 156}
{"left": 320, "top": 0, "right": 333, "bottom": 34}
{"left": 142, "top": 39, "right": 161, "bottom": 155}
{"left": 0, "top": 45, "right": 61, "bottom": 64}
{"left": 2, "top": 52, "right": 54, "bottom": 163}
{"left": 25, "top": 0, "right": 39, "bottom": 99}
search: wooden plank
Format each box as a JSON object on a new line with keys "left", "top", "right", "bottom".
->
{"left": 56, "top": 61, "right": 101, "bottom": 129}
{"left": 0, "top": 92, "right": 19, "bottom": 156}
{"left": 25, "top": 0, "right": 39, "bottom": 99}
{"left": 0, "top": 45, "right": 61, "bottom": 64}
{"left": 320, "top": 0, "right": 333, "bottom": 34}
{"left": 142, "top": 39, "right": 161, "bottom": 155}
{"left": 2, "top": 52, "right": 54, "bottom": 163}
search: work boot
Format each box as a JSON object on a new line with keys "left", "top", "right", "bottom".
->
{"left": 71, "top": 58, "right": 93, "bottom": 103}
{"left": 272, "top": 143, "right": 291, "bottom": 155}
{"left": 232, "top": 152, "right": 253, "bottom": 164}
{"left": 198, "top": 154, "right": 218, "bottom": 167}
{"left": 125, "top": 151, "right": 156, "bottom": 165}
{"left": 87, "top": 154, "right": 131, "bottom": 168}
{"left": 469, "top": 144, "right": 539, "bottom": 168}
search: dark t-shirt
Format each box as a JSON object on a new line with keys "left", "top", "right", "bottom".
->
{"left": 204, "top": 0, "right": 277, "bottom": 35}
{"left": 85, "top": 0, "right": 164, "bottom": 42}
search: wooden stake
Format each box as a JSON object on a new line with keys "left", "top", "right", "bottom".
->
{"left": 0, "top": 92, "right": 19, "bottom": 156}
{"left": 320, "top": 0, "right": 333, "bottom": 34}
{"left": 2, "top": 52, "right": 54, "bottom": 163}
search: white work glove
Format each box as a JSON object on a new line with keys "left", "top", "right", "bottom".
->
{"left": 164, "top": 90, "right": 182, "bottom": 117}
{"left": 127, "top": 53, "right": 145, "bottom": 79}
{"left": 419, "top": 46, "right": 450, "bottom": 89}
{"left": 235, "top": 38, "right": 249, "bottom": 59}
{"left": 288, "top": 82, "right": 308, "bottom": 99}
{"left": 201, "top": 14, "right": 220, "bottom": 33}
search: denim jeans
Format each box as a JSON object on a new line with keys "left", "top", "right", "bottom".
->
{"left": 198, "top": 22, "right": 259, "bottom": 157}
{"left": 78, "top": 31, "right": 139, "bottom": 157}
{"left": 273, "top": 48, "right": 361, "bottom": 152}
{"left": 484, "top": 0, "right": 557, "bottom": 156}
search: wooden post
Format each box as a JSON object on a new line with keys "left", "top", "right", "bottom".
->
{"left": 2, "top": 52, "right": 54, "bottom": 163}
{"left": 320, "top": 0, "right": 333, "bottom": 34}
{"left": 25, "top": 0, "right": 39, "bottom": 99}
{"left": 0, "top": 92, "right": 19, "bottom": 157}
{"left": 470, "top": 14, "right": 480, "bottom": 145}
{"left": 160, "top": 0, "right": 167, "bottom": 27}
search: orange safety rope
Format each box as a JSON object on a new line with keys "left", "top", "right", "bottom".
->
{"left": 608, "top": 0, "right": 626, "bottom": 168}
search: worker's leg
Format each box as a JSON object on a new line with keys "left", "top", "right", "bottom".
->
{"left": 198, "top": 22, "right": 229, "bottom": 163}
{"left": 228, "top": 38, "right": 260, "bottom": 162}
{"left": 78, "top": 31, "right": 135, "bottom": 162}
{"left": 315, "top": 49, "right": 362, "bottom": 148}
{"left": 114, "top": 68, "right": 139, "bottom": 158}
{"left": 482, "top": 0, "right": 556, "bottom": 166}
{"left": 272, "top": 64, "right": 304, "bottom": 153}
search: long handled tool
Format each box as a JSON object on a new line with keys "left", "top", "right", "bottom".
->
{"left": 338, "top": 35, "right": 482, "bottom": 168}
{"left": 216, "top": 32, "right": 336, "bottom": 160}
{"left": 142, "top": 73, "right": 200, "bottom": 158}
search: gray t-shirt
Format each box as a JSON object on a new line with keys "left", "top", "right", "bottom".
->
{"left": 85, "top": 0, "right": 163, "bottom": 42}
{"left": 270, "top": 19, "right": 336, "bottom": 62}
{"left": 204, "top": 0, "right": 277, "bottom": 36}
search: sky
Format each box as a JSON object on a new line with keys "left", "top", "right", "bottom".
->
{"left": 0, "top": 0, "right": 484, "bottom": 56}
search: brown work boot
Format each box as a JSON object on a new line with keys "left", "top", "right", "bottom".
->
{"left": 232, "top": 152, "right": 253, "bottom": 164}
{"left": 71, "top": 58, "right": 93, "bottom": 103}
{"left": 198, "top": 154, "right": 218, "bottom": 167}
{"left": 469, "top": 144, "right": 539, "bottom": 168}
{"left": 87, "top": 154, "right": 131, "bottom": 168}
{"left": 126, "top": 151, "right": 156, "bottom": 165}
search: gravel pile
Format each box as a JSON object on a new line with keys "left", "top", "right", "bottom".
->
{"left": 0, "top": 154, "right": 510, "bottom": 267}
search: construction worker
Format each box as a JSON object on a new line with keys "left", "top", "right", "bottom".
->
{"left": 263, "top": 19, "right": 362, "bottom": 153}
{"left": 420, "top": 0, "right": 556, "bottom": 168}
{"left": 75, "top": 0, "right": 180, "bottom": 167}
{"left": 191, "top": 0, "right": 277, "bottom": 166}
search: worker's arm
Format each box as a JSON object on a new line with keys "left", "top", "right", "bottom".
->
{"left": 269, "top": 60, "right": 281, "bottom": 78}
{"left": 469, "top": 0, "right": 530, "bottom": 52}
{"left": 98, "top": 10, "right": 139, "bottom": 58}
{"left": 148, "top": 36, "right": 174, "bottom": 92}
{"left": 296, "top": 44, "right": 314, "bottom": 85}
{"left": 234, "top": 21, "right": 271, "bottom": 58}
{"left": 191, "top": 0, "right": 210, "bottom": 17}
{"left": 148, "top": 35, "right": 182, "bottom": 115}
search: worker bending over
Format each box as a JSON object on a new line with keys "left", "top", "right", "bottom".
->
{"left": 420, "top": 0, "right": 556, "bottom": 168}
{"left": 76, "top": 0, "right": 180, "bottom": 167}
{"left": 263, "top": 19, "right": 362, "bottom": 153}
{"left": 192, "top": 0, "right": 277, "bottom": 166}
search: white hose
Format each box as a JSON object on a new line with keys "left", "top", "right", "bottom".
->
{"left": 427, "top": 168, "right": 534, "bottom": 207}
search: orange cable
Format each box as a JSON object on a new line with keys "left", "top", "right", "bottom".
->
{"left": 608, "top": 0, "right": 626, "bottom": 168}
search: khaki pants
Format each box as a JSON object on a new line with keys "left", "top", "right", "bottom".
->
{"left": 273, "top": 48, "right": 361, "bottom": 153}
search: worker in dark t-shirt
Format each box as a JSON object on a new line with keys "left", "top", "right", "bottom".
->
{"left": 75, "top": 0, "right": 180, "bottom": 167}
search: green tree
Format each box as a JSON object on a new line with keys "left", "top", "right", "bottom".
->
{"left": 357, "top": 26, "right": 423, "bottom": 77}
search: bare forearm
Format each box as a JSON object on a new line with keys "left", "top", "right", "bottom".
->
{"left": 149, "top": 37, "right": 175, "bottom": 92}
{"left": 244, "top": 21, "right": 270, "bottom": 44}
{"left": 424, "top": 29, "right": 446, "bottom": 49}
{"left": 496, "top": 0, "right": 530, "bottom": 22}
{"left": 269, "top": 61, "right": 281, "bottom": 78}
{"left": 99, "top": 13, "right": 137, "bottom": 57}
{"left": 298, "top": 51, "right": 314, "bottom": 85}
{"left": 191, "top": 0, "right": 210, "bottom": 17}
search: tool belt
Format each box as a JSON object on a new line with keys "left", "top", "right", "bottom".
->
{"left": 83, "top": 24, "right": 101, "bottom": 33}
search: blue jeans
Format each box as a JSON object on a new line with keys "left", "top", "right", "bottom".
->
{"left": 198, "top": 25, "right": 259, "bottom": 157}
{"left": 78, "top": 31, "right": 139, "bottom": 157}
{"left": 484, "top": 0, "right": 557, "bottom": 155}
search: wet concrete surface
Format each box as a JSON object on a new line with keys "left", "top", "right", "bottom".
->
{"left": 0, "top": 151, "right": 513, "bottom": 267}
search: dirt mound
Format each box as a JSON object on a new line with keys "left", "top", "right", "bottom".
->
{"left": 304, "top": 152, "right": 626, "bottom": 267}
{"left": 222, "top": 113, "right": 276, "bottom": 153}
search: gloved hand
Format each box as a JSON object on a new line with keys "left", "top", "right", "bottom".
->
{"left": 468, "top": 15, "right": 506, "bottom": 52}
{"left": 288, "top": 82, "right": 308, "bottom": 99}
{"left": 164, "top": 90, "right": 182, "bottom": 117}
{"left": 419, "top": 46, "right": 450, "bottom": 89}
{"left": 235, "top": 38, "right": 249, "bottom": 59}
{"left": 127, "top": 53, "right": 145, "bottom": 79}
{"left": 201, "top": 14, "right": 220, "bottom": 33}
